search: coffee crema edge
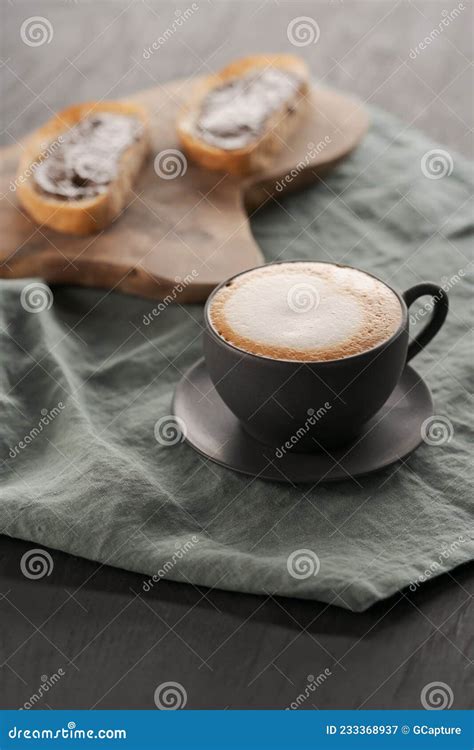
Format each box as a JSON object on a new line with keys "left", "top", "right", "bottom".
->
{"left": 208, "top": 263, "right": 404, "bottom": 363}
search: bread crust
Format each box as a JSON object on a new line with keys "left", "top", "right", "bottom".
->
{"left": 177, "top": 54, "right": 310, "bottom": 176}
{"left": 16, "top": 101, "right": 150, "bottom": 235}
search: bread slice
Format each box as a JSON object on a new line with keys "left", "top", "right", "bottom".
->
{"left": 177, "top": 54, "right": 310, "bottom": 176}
{"left": 16, "top": 101, "right": 149, "bottom": 235}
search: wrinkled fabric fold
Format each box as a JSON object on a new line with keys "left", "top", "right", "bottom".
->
{"left": 1, "top": 105, "right": 472, "bottom": 611}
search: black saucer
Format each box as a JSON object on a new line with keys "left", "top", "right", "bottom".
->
{"left": 172, "top": 358, "right": 433, "bottom": 484}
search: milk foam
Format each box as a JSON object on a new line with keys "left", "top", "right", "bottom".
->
{"left": 209, "top": 263, "right": 402, "bottom": 362}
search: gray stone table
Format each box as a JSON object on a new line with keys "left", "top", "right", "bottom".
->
{"left": 0, "top": 0, "right": 472, "bottom": 710}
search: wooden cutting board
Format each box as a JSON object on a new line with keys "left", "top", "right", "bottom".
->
{"left": 0, "top": 78, "right": 368, "bottom": 302}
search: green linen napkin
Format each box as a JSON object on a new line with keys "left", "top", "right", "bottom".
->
{"left": 1, "top": 105, "right": 472, "bottom": 611}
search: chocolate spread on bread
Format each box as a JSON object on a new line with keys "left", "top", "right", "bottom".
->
{"left": 195, "top": 68, "right": 303, "bottom": 150}
{"left": 34, "top": 113, "right": 143, "bottom": 200}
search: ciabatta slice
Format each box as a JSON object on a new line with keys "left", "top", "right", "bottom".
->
{"left": 177, "top": 54, "right": 310, "bottom": 176}
{"left": 16, "top": 101, "right": 149, "bottom": 236}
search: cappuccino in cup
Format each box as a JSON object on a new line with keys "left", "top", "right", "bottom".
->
{"left": 209, "top": 261, "right": 402, "bottom": 362}
{"left": 204, "top": 260, "right": 448, "bottom": 450}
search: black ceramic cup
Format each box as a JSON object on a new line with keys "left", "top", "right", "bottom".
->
{"left": 203, "top": 261, "right": 448, "bottom": 452}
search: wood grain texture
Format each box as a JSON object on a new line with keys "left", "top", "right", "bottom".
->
{"left": 0, "top": 82, "right": 368, "bottom": 301}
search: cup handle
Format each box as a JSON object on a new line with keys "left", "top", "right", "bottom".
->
{"left": 402, "top": 282, "right": 449, "bottom": 362}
